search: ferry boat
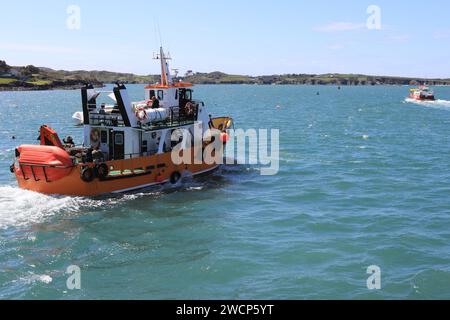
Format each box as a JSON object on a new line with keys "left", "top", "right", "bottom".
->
{"left": 409, "top": 85, "right": 436, "bottom": 101}
{"left": 10, "top": 48, "right": 233, "bottom": 196}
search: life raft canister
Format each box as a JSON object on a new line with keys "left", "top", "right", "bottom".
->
{"left": 16, "top": 145, "right": 74, "bottom": 182}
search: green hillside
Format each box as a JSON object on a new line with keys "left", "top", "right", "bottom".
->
{"left": 186, "top": 72, "right": 450, "bottom": 86}
{"left": 1, "top": 60, "right": 449, "bottom": 91}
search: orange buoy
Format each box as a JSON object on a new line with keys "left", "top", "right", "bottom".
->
{"left": 220, "top": 132, "right": 230, "bottom": 143}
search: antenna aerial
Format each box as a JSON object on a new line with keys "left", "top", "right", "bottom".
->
{"left": 156, "top": 21, "right": 163, "bottom": 47}
{"left": 153, "top": 51, "right": 171, "bottom": 60}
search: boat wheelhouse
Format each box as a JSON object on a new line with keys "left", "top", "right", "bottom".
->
{"left": 11, "top": 48, "right": 233, "bottom": 196}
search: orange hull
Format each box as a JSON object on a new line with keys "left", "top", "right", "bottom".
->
{"left": 14, "top": 148, "right": 219, "bottom": 196}
{"left": 409, "top": 94, "right": 435, "bottom": 101}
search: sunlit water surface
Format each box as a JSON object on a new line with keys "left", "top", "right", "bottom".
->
{"left": 1, "top": 85, "right": 450, "bottom": 299}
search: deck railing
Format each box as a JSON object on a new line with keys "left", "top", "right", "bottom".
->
{"left": 139, "top": 101, "right": 202, "bottom": 131}
{"left": 89, "top": 112, "right": 125, "bottom": 127}
{"left": 87, "top": 101, "right": 203, "bottom": 129}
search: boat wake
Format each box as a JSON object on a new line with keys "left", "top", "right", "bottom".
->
{"left": 0, "top": 185, "right": 176, "bottom": 229}
{"left": 0, "top": 164, "right": 250, "bottom": 229}
{"left": 404, "top": 98, "right": 450, "bottom": 109}
{"left": 0, "top": 186, "right": 88, "bottom": 229}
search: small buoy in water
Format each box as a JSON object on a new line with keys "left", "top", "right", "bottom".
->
{"left": 12, "top": 136, "right": 15, "bottom": 140}
{"left": 338, "top": 86, "right": 341, "bottom": 90}
{"left": 316, "top": 92, "right": 320, "bottom": 95}
{"left": 276, "top": 105, "right": 281, "bottom": 109}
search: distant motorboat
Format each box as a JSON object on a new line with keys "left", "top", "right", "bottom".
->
{"left": 409, "top": 85, "right": 436, "bottom": 101}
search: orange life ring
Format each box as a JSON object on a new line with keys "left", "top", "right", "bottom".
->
{"left": 185, "top": 102, "right": 195, "bottom": 116}
{"left": 135, "top": 108, "right": 147, "bottom": 121}
{"left": 90, "top": 128, "right": 101, "bottom": 148}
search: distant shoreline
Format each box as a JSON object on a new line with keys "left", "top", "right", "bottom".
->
{"left": 1, "top": 60, "right": 449, "bottom": 92}
{"left": 1, "top": 82, "right": 450, "bottom": 93}
{"left": 0, "top": 82, "right": 104, "bottom": 92}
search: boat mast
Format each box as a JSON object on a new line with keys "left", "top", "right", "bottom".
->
{"left": 154, "top": 47, "right": 172, "bottom": 86}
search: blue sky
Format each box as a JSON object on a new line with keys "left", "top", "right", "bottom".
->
{"left": 1, "top": 0, "right": 450, "bottom": 77}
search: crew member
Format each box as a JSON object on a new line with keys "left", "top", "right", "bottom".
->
{"left": 150, "top": 96, "right": 160, "bottom": 109}
{"left": 63, "top": 136, "right": 75, "bottom": 148}
{"left": 91, "top": 146, "right": 103, "bottom": 163}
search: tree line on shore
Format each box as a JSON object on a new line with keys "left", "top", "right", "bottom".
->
{"left": 1, "top": 60, "right": 449, "bottom": 91}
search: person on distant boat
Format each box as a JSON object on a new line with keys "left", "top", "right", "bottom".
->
{"left": 150, "top": 96, "right": 160, "bottom": 109}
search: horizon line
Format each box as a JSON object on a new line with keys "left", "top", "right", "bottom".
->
{"left": 33, "top": 66, "right": 450, "bottom": 80}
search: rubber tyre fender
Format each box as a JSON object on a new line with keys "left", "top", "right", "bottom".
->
{"left": 81, "top": 167, "right": 95, "bottom": 183}
{"left": 96, "top": 163, "right": 109, "bottom": 179}
{"left": 170, "top": 171, "right": 182, "bottom": 184}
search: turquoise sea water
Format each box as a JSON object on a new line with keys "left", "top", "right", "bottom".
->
{"left": 1, "top": 85, "right": 450, "bottom": 299}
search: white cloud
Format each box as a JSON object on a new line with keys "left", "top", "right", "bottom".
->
{"left": 388, "top": 35, "right": 411, "bottom": 42}
{"left": 433, "top": 30, "right": 450, "bottom": 39}
{"left": 329, "top": 44, "right": 344, "bottom": 50}
{"left": 0, "top": 43, "right": 79, "bottom": 54}
{"left": 315, "top": 22, "right": 366, "bottom": 32}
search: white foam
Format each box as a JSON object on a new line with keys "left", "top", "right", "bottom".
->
{"left": 405, "top": 98, "right": 450, "bottom": 109}
{"left": 19, "top": 273, "right": 53, "bottom": 285}
{"left": 0, "top": 168, "right": 237, "bottom": 228}
{"left": 0, "top": 186, "right": 83, "bottom": 229}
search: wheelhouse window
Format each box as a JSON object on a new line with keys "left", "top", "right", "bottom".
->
{"left": 101, "top": 130, "right": 108, "bottom": 144}
{"left": 157, "top": 90, "right": 164, "bottom": 100}
{"left": 115, "top": 133, "right": 124, "bottom": 145}
{"left": 186, "top": 89, "right": 192, "bottom": 100}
